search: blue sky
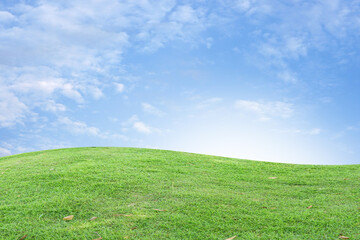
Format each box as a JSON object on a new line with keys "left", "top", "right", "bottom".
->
{"left": 1, "top": 0, "right": 360, "bottom": 164}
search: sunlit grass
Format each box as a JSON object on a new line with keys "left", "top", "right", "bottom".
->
{"left": 0, "top": 147, "right": 359, "bottom": 239}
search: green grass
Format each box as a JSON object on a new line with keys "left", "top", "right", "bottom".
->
{"left": 0, "top": 147, "right": 359, "bottom": 239}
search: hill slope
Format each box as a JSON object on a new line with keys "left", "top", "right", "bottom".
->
{"left": 0, "top": 147, "right": 359, "bottom": 239}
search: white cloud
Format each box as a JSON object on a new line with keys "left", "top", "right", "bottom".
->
{"left": 308, "top": 128, "right": 322, "bottom": 135}
{"left": 10, "top": 71, "right": 64, "bottom": 96}
{"left": 114, "top": 83, "right": 125, "bottom": 93}
{"left": 319, "top": 97, "right": 332, "bottom": 103}
{"left": 284, "top": 36, "right": 307, "bottom": 58}
{"left": 122, "top": 115, "right": 159, "bottom": 134}
{"left": 0, "top": 0, "right": 134, "bottom": 129}
{"left": 235, "top": 1, "right": 360, "bottom": 87}
{"left": 121, "top": 115, "right": 139, "bottom": 128}
{"left": 205, "top": 37, "right": 213, "bottom": 49}
{"left": 235, "top": 0, "right": 251, "bottom": 11}
{"left": 7, "top": 67, "right": 84, "bottom": 103}
{"left": 0, "top": 86, "right": 28, "bottom": 127}
{"left": 258, "top": 36, "right": 307, "bottom": 62}
{"left": 343, "top": 123, "right": 360, "bottom": 133}
{"left": 44, "top": 100, "right": 66, "bottom": 112}
{"left": 169, "top": 5, "right": 199, "bottom": 24}
{"left": 332, "top": 123, "right": 360, "bottom": 140}
{"left": 0, "top": 0, "right": 219, "bottom": 130}
{"left": 58, "top": 117, "right": 100, "bottom": 136}
{"left": 197, "top": 97, "right": 223, "bottom": 109}
{"left": 142, "top": 103, "right": 165, "bottom": 116}
{"left": 259, "top": 44, "right": 282, "bottom": 59}
{"left": 136, "top": 2, "right": 208, "bottom": 52}
{"left": 133, "top": 121, "right": 152, "bottom": 134}
{"left": 87, "top": 86, "right": 103, "bottom": 99}
{"left": 257, "top": 1, "right": 358, "bottom": 45}
{"left": 235, "top": 100, "right": 293, "bottom": 120}
{"left": 56, "top": 116, "right": 128, "bottom": 141}
{"left": 276, "top": 128, "right": 323, "bottom": 136}
{"left": 0, "top": 11, "right": 15, "bottom": 22}
{"left": 61, "top": 83, "right": 84, "bottom": 103}
{"left": 0, "top": 147, "right": 12, "bottom": 157}
{"left": 278, "top": 70, "right": 297, "bottom": 83}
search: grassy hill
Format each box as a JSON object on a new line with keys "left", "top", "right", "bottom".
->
{"left": 0, "top": 147, "right": 359, "bottom": 239}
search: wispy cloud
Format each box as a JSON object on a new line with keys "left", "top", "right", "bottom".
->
{"left": 87, "top": 86, "right": 103, "bottom": 100}
{"left": 235, "top": 100, "right": 293, "bottom": 120}
{"left": 136, "top": 3, "right": 208, "bottom": 52}
{"left": 0, "top": 0, "right": 217, "bottom": 131}
{"left": 6, "top": 67, "right": 84, "bottom": 103}
{"left": 114, "top": 83, "right": 125, "bottom": 93}
{"left": 44, "top": 100, "right": 66, "bottom": 112}
{"left": 308, "top": 128, "right": 322, "bottom": 135}
{"left": 57, "top": 116, "right": 128, "bottom": 141}
{"left": 58, "top": 117, "right": 100, "bottom": 136}
{"left": 226, "top": 0, "right": 360, "bottom": 86}
{"left": 196, "top": 97, "right": 223, "bottom": 109}
{"left": 142, "top": 103, "right": 165, "bottom": 116}
{"left": 169, "top": 5, "right": 204, "bottom": 24}
{"left": 0, "top": 147, "right": 11, "bottom": 157}
{"left": 0, "top": 86, "right": 28, "bottom": 127}
{"left": 0, "top": 11, "right": 14, "bottom": 22}
{"left": 333, "top": 122, "right": 360, "bottom": 139}
{"left": 277, "top": 70, "right": 297, "bottom": 84}
{"left": 122, "top": 115, "right": 160, "bottom": 135}
{"left": 274, "top": 127, "right": 323, "bottom": 136}
{"left": 133, "top": 121, "right": 152, "bottom": 134}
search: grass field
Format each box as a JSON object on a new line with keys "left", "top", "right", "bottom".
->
{"left": 0, "top": 147, "right": 359, "bottom": 239}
